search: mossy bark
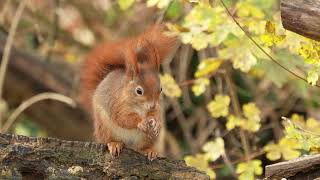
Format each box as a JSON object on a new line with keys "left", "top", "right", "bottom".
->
{"left": 0, "top": 133, "right": 208, "bottom": 180}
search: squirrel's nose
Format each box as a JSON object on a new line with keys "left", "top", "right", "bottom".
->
{"left": 146, "top": 101, "right": 156, "bottom": 110}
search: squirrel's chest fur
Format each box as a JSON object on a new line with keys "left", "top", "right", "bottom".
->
{"left": 92, "top": 70, "right": 149, "bottom": 149}
{"left": 94, "top": 103, "right": 147, "bottom": 149}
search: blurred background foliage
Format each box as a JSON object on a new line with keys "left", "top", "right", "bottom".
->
{"left": 0, "top": 0, "right": 320, "bottom": 179}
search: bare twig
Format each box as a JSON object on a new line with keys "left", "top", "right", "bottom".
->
{"left": 0, "top": 0, "right": 27, "bottom": 98}
{"left": 45, "top": 0, "right": 60, "bottom": 62}
{"left": 0, "top": 0, "right": 27, "bottom": 127}
{"left": 178, "top": 45, "right": 193, "bottom": 107}
{"left": 222, "top": 152, "right": 236, "bottom": 177}
{"left": 0, "top": 0, "right": 10, "bottom": 24}
{"left": 1, "top": 92, "right": 76, "bottom": 133}
{"left": 162, "top": 55, "right": 195, "bottom": 152}
{"left": 224, "top": 66, "right": 250, "bottom": 162}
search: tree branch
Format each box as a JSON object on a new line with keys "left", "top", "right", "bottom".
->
{"left": 281, "top": 0, "right": 320, "bottom": 41}
{"left": 0, "top": 133, "right": 209, "bottom": 179}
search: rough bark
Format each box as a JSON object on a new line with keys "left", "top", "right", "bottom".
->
{"left": 0, "top": 33, "right": 92, "bottom": 141}
{"left": 265, "top": 154, "right": 320, "bottom": 179}
{"left": 0, "top": 133, "right": 208, "bottom": 180}
{"left": 281, "top": 0, "right": 320, "bottom": 41}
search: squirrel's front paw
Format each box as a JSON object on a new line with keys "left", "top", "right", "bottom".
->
{"left": 107, "top": 141, "right": 123, "bottom": 157}
{"left": 143, "top": 148, "right": 158, "bottom": 161}
{"left": 138, "top": 118, "right": 160, "bottom": 138}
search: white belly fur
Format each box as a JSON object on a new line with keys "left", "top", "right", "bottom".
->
{"left": 94, "top": 103, "right": 145, "bottom": 149}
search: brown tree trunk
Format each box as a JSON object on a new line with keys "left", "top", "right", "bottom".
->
{"left": 0, "top": 133, "right": 208, "bottom": 179}
{"left": 281, "top": 0, "right": 320, "bottom": 41}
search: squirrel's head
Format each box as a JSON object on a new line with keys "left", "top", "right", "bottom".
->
{"left": 123, "top": 70, "right": 162, "bottom": 111}
{"left": 122, "top": 24, "right": 177, "bottom": 111}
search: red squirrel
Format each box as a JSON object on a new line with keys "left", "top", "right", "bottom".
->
{"left": 80, "top": 24, "right": 177, "bottom": 160}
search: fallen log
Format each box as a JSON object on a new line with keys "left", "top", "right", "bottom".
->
{"left": 265, "top": 154, "right": 320, "bottom": 179}
{"left": 281, "top": 0, "right": 320, "bottom": 41}
{"left": 0, "top": 133, "right": 208, "bottom": 179}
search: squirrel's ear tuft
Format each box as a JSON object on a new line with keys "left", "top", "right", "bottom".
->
{"left": 141, "top": 23, "right": 178, "bottom": 64}
{"left": 124, "top": 44, "right": 140, "bottom": 78}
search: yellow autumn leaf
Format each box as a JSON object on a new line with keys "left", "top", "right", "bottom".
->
{"left": 147, "top": 0, "right": 171, "bottom": 9}
{"left": 190, "top": 32, "right": 210, "bottom": 50}
{"left": 307, "top": 67, "right": 320, "bottom": 86}
{"left": 226, "top": 115, "right": 244, "bottom": 131}
{"left": 236, "top": 2, "right": 265, "bottom": 19}
{"left": 241, "top": 103, "right": 261, "bottom": 132}
{"left": 260, "top": 21, "right": 286, "bottom": 47}
{"left": 176, "top": 3, "right": 228, "bottom": 50}
{"left": 233, "top": 49, "right": 257, "bottom": 73}
{"left": 219, "top": 39, "right": 258, "bottom": 73}
{"left": 242, "top": 118, "right": 261, "bottom": 132}
{"left": 243, "top": 103, "right": 260, "bottom": 121}
{"left": 284, "top": 116, "right": 320, "bottom": 152}
{"left": 263, "top": 143, "right": 281, "bottom": 161}
{"left": 192, "top": 78, "right": 210, "bottom": 96}
{"left": 64, "top": 53, "right": 78, "bottom": 63}
{"left": 236, "top": 160, "right": 262, "bottom": 180}
{"left": 185, "top": 154, "right": 216, "bottom": 179}
{"left": 160, "top": 74, "right": 182, "bottom": 98}
{"left": 202, "top": 137, "right": 225, "bottom": 161}
{"left": 265, "top": 21, "right": 276, "bottom": 34}
{"left": 195, "top": 58, "right": 223, "bottom": 78}
{"left": 290, "top": 114, "right": 320, "bottom": 133}
{"left": 207, "top": 94, "right": 230, "bottom": 118}
{"left": 299, "top": 39, "right": 320, "bottom": 64}
{"left": 264, "top": 137, "right": 301, "bottom": 161}
{"left": 118, "top": 0, "right": 135, "bottom": 10}
{"left": 306, "top": 118, "right": 320, "bottom": 132}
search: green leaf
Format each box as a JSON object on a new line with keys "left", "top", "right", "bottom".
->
{"left": 165, "top": 1, "right": 182, "bottom": 19}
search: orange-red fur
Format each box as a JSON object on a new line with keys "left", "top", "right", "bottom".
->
{"left": 80, "top": 24, "right": 176, "bottom": 111}
{"left": 79, "top": 24, "right": 177, "bottom": 160}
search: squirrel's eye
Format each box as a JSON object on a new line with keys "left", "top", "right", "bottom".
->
{"left": 160, "top": 87, "right": 163, "bottom": 93}
{"left": 135, "top": 86, "right": 144, "bottom": 96}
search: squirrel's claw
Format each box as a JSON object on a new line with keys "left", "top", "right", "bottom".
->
{"left": 107, "top": 142, "right": 123, "bottom": 157}
{"left": 144, "top": 148, "right": 158, "bottom": 161}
